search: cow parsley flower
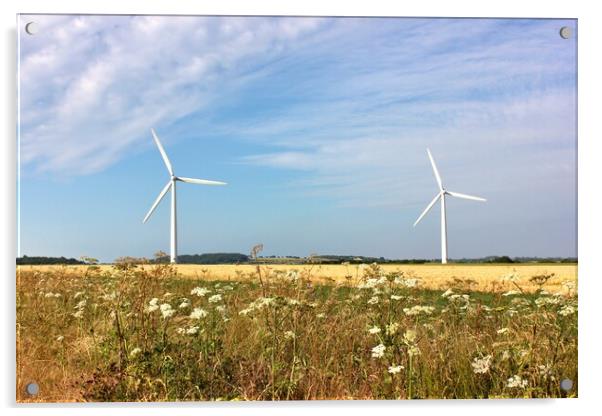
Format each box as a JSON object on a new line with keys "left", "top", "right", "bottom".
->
{"left": 403, "top": 305, "right": 435, "bottom": 316}
{"left": 190, "top": 307, "right": 208, "bottom": 319}
{"left": 559, "top": 305, "right": 576, "bottom": 316}
{"left": 497, "top": 327, "right": 510, "bottom": 335}
{"left": 471, "top": 355, "right": 492, "bottom": 374}
{"left": 368, "top": 326, "right": 381, "bottom": 335}
{"left": 371, "top": 343, "right": 386, "bottom": 358}
{"left": 390, "top": 295, "right": 403, "bottom": 301}
{"left": 208, "top": 294, "right": 222, "bottom": 304}
{"left": 186, "top": 326, "right": 199, "bottom": 335}
{"left": 386, "top": 322, "right": 400, "bottom": 336}
{"left": 160, "top": 303, "right": 174, "bottom": 319}
{"left": 388, "top": 365, "right": 403, "bottom": 374}
{"left": 403, "top": 329, "right": 417, "bottom": 344}
{"left": 191, "top": 287, "right": 210, "bottom": 297}
{"left": 506, "top": 375, "right": 528, "bottom": 388}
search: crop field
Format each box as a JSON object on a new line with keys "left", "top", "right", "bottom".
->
{"left": 21, "top": 263, "right": 577, "bottom": 293}
{"left": 17, "top": 262, "right": 577, "bottom": 401}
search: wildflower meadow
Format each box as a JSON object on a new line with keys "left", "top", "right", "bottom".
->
{"left": 16, "top": 262, "right": 577, "bottom": 401}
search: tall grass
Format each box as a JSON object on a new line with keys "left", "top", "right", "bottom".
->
{"left": 16, "top": 263, "right": 577, "bottom": 401}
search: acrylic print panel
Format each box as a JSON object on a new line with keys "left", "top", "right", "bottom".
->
{"left": 16, "top": 14, "right": 577, "bottom": 402}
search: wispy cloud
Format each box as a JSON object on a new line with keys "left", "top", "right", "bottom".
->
{"left": 19, "top": 16, "right": 576, "bottom": 212}
{"left": 19, "top": 15, "right": 325, "bottom": 175}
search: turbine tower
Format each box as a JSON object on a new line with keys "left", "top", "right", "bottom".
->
{"left": 143, "top": 128, "right": 226, "bottom": 263}
{"left": 413, "top": 148, "right": 486, "bottom": 264}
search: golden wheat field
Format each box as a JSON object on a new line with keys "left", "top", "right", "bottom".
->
{"left": 17, "top": 262, "right": 578, "bottom": 402}
{"left": 22, "top": 263, "right": 578, "bottom": 293}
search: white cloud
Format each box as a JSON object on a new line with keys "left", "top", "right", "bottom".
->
{"left": 18, "top": 15, "right": 325, "bottom": 176}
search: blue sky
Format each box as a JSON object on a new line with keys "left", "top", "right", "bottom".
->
{"left": 17, "top": 15, "right": 577, "bottom": 262}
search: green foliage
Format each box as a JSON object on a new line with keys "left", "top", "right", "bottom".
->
{"left": 16, "top": 255, "right": 85, "bottom": 265}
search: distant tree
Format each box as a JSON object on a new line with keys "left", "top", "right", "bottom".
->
{"left": 250, "top": 244, "right": 264, "bottom": 260}
{"left": 16, "top": 256, "right": 85, "bottom": 265}
{"left": 80, "top": 256, "right": 99, "bottom": 265}
{"left": 488, "top": 256, "right": 514, "bottom": 263}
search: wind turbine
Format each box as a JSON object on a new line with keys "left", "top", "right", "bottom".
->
{"left": 143, "top": 128, "right": 227, "bottom": 264}
{"left": 413, "top": 148, "right": 486, "bottom": 264}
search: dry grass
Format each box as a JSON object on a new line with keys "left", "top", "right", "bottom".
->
{"left": 16, "top": 263, "right": 577, "bottom": 402}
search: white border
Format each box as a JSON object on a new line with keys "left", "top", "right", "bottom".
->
{"left": 3, "top": 1, "right": 600, "bottom": 415}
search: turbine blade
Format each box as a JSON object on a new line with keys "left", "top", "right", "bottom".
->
{"left": 151, "top": 128, "right": 174, "bottom": 176}
{"left": 427, "top": 148, "right": 443, "bottom": 191}
{"left": 447, "top": 191, "right": 486, "bottom": 202}
{"left": 177, "top": 176, "right": 227, "bottom": 186}
{"left": 143, "top": 180, "right": 172, "bottom": 223}
{"left": 413, "top": 192, "right": 441, "bottom": 227}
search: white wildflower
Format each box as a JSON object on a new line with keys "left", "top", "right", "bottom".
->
{"left": 73, "top": 291, "right": 85, "bottom": 299}
{"left": 368, "top": 326, "right": 381, "bottom": 335}
{"left": 371, "top": 343, "right": 386, "bottom": 358}
{"left": 191, "top": 287, "right": 210, "bottom": 297}
{"left": 287, "top": 298, "right": 301, "bottom": 306}
{"left": 408, "top": 345, "right": 421, "bottom": 357}
{"left": 502, "top": 290, "right": 520, "bottom": 296}
{"left": 178, "top": 299, "right": 191, "bottom": 309}
{"left": 316, "top": 313, "right": 326, "bottom": 319}
{"left": 388, "top": 365, "right": 403, "bottom": 374}
{"left": 208, "top": 294, "right": 222, "bottom": 304}
{"left": 386, "top": 322, "right": 400, "bottom": 336}
{"left": 538, "top": 364, "right": 554, "bottom": 380}
{"left": 403, "top": 329, "right": 417, "bottom": 344}
{"left": 559, "top": 305, "right": 576, "bottom": 316}
{"left": 176, "top": 327, "right": 186, "bottom": 335}
{"left": 403, "top": 305, "right": 435, "bottom": 316}
{"left": 159, "top": 303, "right": 174, "bottom": 319}
{"left": 190, "top": 307, "right": 209, "bottom": 319}
{"left": 74, "top": 299, "right": 87, "bottom": 310}
{"left": 506, "top": 375, "right": 528, "bottom": 388}
{"left": 72, "top": 310, "right": 84, "bottom": 319}
{"left": 284, "top": 331, "right": 296, "bottom": 340}
{"left": 471, "top": 355, "right": 493, "bottom": 374}
{"left": 56, "top": 335, "right": 64, "bottom": 342}
{"left": 186, "top": 326, "right": 199, "bottom": 335}
{"left": 390, "top": 295, "right": 403, "bottom": 301}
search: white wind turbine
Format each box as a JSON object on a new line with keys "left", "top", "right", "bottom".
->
{"left": 143, "top": 128, "right": 227, "bottom": 264}
{"left": 413, "top": 148, "right": 486, "bottom": 264}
